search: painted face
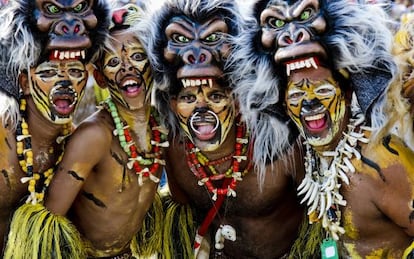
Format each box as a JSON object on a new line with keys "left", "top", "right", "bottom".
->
{"left": 174, "top": 84, "right": 235, "bottom": 151}
{"left": 29, "top": 59, "right": 88, "bottom": 124}
{"left": 164, "top": 15, "right": 230, "bottom": 88}
{"left": 260, "top": 0, "right": 327, "bottom": 73}
{"left": 103, "top": 32, "right": 152, "bottom": 110}
{"left": 34, "top": 0, "right": 98, "bottom": 60}
{"left": 285, "top": 67, "right": 345, "bottom": 147}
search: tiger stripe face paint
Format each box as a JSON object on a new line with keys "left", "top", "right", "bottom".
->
{"left": 103, "top": 32, "right": 152, "bottom": 110}
{"left": 174, "top": 83, "right": 235, "bottom": 151}
{"left": 286, "top": 66, "right": 345, "bottom": 147}
{"left": 29, "top": 59, "right": 87, "bottom": 124}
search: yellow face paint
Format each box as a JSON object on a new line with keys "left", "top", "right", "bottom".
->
{"left": 29, "top": 59, "right": 88, "bottom": 124}
{"left": 286, "top": 67, "right": 345, "bottom": 147}
{"left": 174, "top": 84, "right": 235, "bottom": 151}
{"left": 103, "top": 32, "right": 153, "bottom": 110}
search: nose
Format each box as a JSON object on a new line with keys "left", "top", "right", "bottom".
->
{"left": 121, "top": 59, "right": 134, "bottom": 72}
{"left": 58, "top": 80, "right": 72, "bottom": 88}
{"left": 182, "top": 47, "right": 212, "bottom": 65}
{"left": 55, "top": 16, "right": 85, "bottom": 36}
{"left": 112, "top": 9, "right": 127, "bottom": 26}
{"left": 278, "top": 24, "right": 310, "bottom": 47}
{"left": 301, "top": 98, "right": 323, "bottom": 113}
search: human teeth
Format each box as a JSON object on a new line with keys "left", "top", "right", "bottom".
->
{"left": 202, "top": 79, "right": 207, "bottom": 85}
{"left": 123, "top": 80, "right": 136, "bottom": 87}
{"left": 305, "top": 113, "right": 324, "bottom": 121}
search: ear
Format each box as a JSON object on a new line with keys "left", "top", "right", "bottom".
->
{"left": 18, "top": 70, "right": 30, "bottom": 95}
{"left": 93, "top": 69, "right": 107, "bottom": 89}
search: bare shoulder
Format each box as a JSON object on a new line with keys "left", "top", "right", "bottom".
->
{"left": 71, "top": 111, "right": 112, "bottom": 143}
{"left": 66, "top": 110, "right": 113, "bottom": 153}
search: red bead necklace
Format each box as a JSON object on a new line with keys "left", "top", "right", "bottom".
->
{"left": 105, "top": 98, "right": 168, "bottom": 186}
{"left": 185, "top": 115, "right": 252, "bottom": 201}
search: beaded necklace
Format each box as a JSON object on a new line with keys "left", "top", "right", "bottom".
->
{"left": 103, "top": 98, "right": 168, "bottom": 186}
{"left": 17, "top": 97, "right": 71, "bottom": 205}
{"left": 297, "top": 108, "right": 370, "bottom": 240}
{"left": 185, "top": 115, "right": 252, "bottom": 201}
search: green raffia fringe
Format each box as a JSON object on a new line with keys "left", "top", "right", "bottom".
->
{"left": 289, "top": 214, "right": 324, "bottom": 259}
{"left": 131, "top": 192, "right": 164, "bottom": 257}
{"left": 3, "top": 203, "right": 86, "bottom": 259}
{"left": 161, "top": 195, "right": 196, "bottom": 259}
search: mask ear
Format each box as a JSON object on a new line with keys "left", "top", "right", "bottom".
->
{"left": 93, "top": 68, "right": 107, "bottom": 89}
{"left": 18, "top": 70, "right": 30, "bottom": 95}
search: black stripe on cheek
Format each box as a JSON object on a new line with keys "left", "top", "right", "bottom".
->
{"left": 1, "top": 169, "right": 11, "bottom": 188}
{"left": 82, "top": 191, "right": 106, "bottom": 208}
{"left": 67, "top": 170, "right": 85, "bottom": 181}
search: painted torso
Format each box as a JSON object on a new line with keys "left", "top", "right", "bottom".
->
{"left": 339, "top": 134, "right": 414, "bottom": 258}
{"left": 45, "top": 109, "right": 161, "bottom": 257}
{"left": 0, "top": 124, "right": 27, "bottom": 253}
{"left": 166, "top": 130, "right": 305, "bottom": 258}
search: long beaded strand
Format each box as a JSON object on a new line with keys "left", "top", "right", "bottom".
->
{"left": 17, "top": 96, "right": 71, "bottom": 204}
{"left": 104, "top": 98, "right": 168, "bottom": 186}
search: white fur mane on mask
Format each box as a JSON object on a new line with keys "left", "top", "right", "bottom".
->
{"left": 230, "top": 0, "right": 396, "bottom": 178}
{"left": 140, "top": 0, "right": 244, "bottom": 137}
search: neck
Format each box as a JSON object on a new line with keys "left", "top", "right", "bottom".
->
{"left": 110, "top": 99, "right": 152, "bottom": 151}
{"left": 200, "top": 123, "right": 237, "bottom": 161}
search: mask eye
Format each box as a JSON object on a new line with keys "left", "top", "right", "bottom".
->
{"left": 45, "top": 4, "right": 61, "bottom": 15}
{"left": 267, "top": 17, "right": 285, "bottom": 28}
{"left": 172, "top": 33, "right": 190, "bottom": 43}
{"left": 73, "top": 1, "right": 88, "bottom": 13}
{"left": 299, "top": 9, "right": 312, "bottom": 21}
{"left": 204, "top": 33, "right": 221, "bottom": 43}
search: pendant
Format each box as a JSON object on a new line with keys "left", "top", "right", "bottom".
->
{"left": 215, "top": 224, "right": 236, "bottom": 250}
{"left": 321, "top": 238, "right": 339, "bottom": 259}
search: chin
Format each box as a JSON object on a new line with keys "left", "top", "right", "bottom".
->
{"left": 194, "top": 139, "right": 221, "bottom": 152}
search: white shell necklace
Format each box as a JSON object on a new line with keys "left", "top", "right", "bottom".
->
{"left": 297, "top": 107, "right": 371, "bottom": 240}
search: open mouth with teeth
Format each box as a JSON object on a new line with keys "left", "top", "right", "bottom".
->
{"left": 189, "top": 110, "right": 220, "bottom": 141}
{"left": 285, "top": 56, "right": 320, "bottom": 76}
{"left": 301, "top": 110, "right": 330, "bottom": 137}
{"left": 119, "top": 77, "right": 143, "bottom": 98}
{"left": 50, "top": 86, "right": 78, "bottom": 116}
{"left": 181, "top": 77, "right": 215, "bottom": 88}
{"left": 49, "top": 50, "right": 86, "bottom": 61}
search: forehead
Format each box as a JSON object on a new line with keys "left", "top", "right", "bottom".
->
{"left": 289, "top": 67, "right": 333, "bottom": 84}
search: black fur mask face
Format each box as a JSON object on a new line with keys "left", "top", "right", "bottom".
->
{"left": 19, "top": 0, "right": 110, "bottom": 63}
